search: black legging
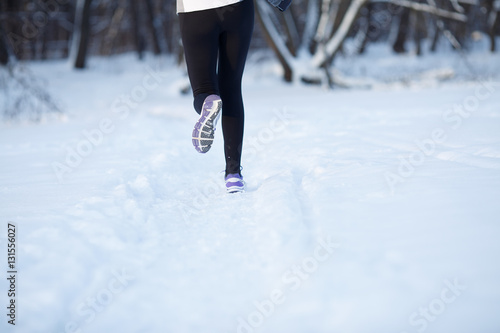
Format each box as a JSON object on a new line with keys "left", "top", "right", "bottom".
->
{"left": 179, "top": 0, "right": 254, "bottom": 175}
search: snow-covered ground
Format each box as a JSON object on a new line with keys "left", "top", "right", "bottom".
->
{"left": 1, "top": 42, "right": 500, "bottom": 333}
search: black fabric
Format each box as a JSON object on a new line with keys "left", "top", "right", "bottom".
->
{"left": 179, "top": 0, "right": 254, "bottom": 175}
{"left": 193, "top": 93, "right": 210, "bottom": 115}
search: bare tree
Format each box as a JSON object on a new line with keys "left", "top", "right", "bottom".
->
{"left": 0, "top": 7, "right": 12, "bottom": 65}
{"left": 392, "top": 7, "right": 410, "bottom": 53}
{"left": 485, "top": 0, "right": 500, "bottom": 51}
{"left": 144, "top": 0, "right": 162, "bottom": 55}
{"left": 127, "top": 0, "right": 144, "bottom": 59}
{"left": 73, "top": 0, "right": 93, "bottom": 69}
{"left": 255, "top": 0, "right": 470, "bottom": 85}
{"left": 255, "top": 0, "right": 370, "bottom": 83}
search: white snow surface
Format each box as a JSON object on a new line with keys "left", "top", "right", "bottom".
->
{"left": 1, "top": 43, "right": 500, "bottom": 333}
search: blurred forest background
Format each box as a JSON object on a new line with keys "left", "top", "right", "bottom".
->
{"left": 0, "top": 0, "right": 499, "bottom": 119}
{"left": 1, "top": 0, "right": 498, "bottom": 67}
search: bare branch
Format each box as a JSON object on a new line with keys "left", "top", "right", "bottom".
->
{"left": 300, "top": 0, "right": 320, "bottom": 53}
{"left": 311, "top": 0, "right": 368, "bottom": 68}
{"left": 254, "top": 0, "right": 295, "bottom": 81}
{"left": 372, "top": 0, "right": 468, "bottom": 22}
{"left": 283, "top": 9, "right": 300, "bottom": 56}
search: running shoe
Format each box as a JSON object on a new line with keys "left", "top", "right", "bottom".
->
{"left": 225, "top": 173, "right": 245, "bottom": 193}
{"left": 192, "top": 95, "right": 222, "bottom": 153}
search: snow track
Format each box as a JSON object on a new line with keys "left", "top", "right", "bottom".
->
{"left": 1, "top": 50, "right": 500, "bottom": 332}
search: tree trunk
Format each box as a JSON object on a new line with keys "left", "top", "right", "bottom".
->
{"left": 283, "top": 9, "right": 300, "bottom": 57}
{"left": 489, "top": 6, "right": 499, "bottom": 52}
{"left": 128, "top": 0, "right": 144, "bottom": 59}
{"left": 254, "top": 0, "right": 294, "bottom": 82}
{"left": 0, "top": 28, "right": 10, "bottom": 65}
{"left": 0, "top": 6, "right": 11, "bottom": 65}
{"left": 162, "top": 0, "right": 178, "bottom": 55}
{"left": 73, "top": 0, "right": 93, "bottom": 69}
{"left": 413, "top": 10, "right": 426, "bottom": 55}
{"left": 301, "top": 0, "right": 320, "bottom": 54}
{"left": 2, "top": 0, "right": 23, "bottom": 61}
{"left": 331, "top": 0, "right": 352, "bottom": 39}
{"left": 144, "top": 0, "right": 162, "bottom": 55}
{"left": 392, "top": 7, "right": 410, "bottom": 53}
{"left": 429, "top": 16, "right": 440, "bottom": 52}
{"left": 311, "top": 0, "right": 368, "bottom": 68}
{"left": 357, "top": 4, "right": 371, "bottom": 54}
{"left": 255, "top": 0, "right": 468, "bottom": 85}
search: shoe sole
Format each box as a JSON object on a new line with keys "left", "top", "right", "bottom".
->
{"left": 226, "top": 185, "right": 245, "bottom": 193}
{"left": 192, "top": 98, "right": 222, "bottom": 153}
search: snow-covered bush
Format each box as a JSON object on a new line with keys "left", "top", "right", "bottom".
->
{"left": 0, "top": 63, "right": 62, "bottom": 122}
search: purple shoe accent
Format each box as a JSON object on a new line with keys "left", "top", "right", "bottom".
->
{"left": 225, "top": 173, "right": 245, "bottom": 193}
{"left": 192, "top": 95, "right": 222, "bottom": 154}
